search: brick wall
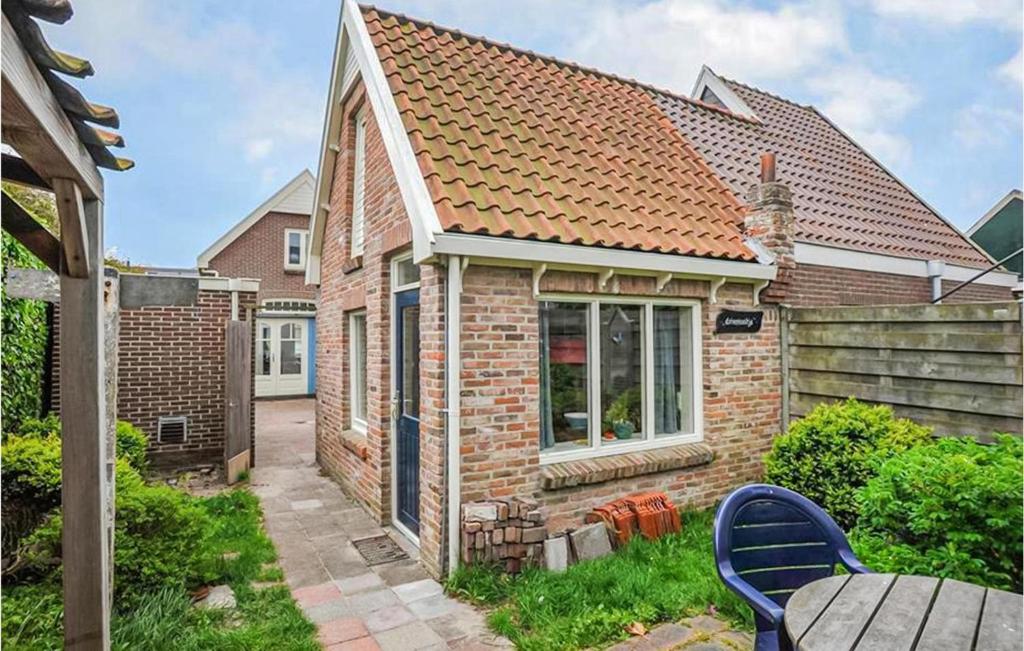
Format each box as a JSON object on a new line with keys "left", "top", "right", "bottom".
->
{"left": 52, "top": 285, "right": 258, "bottom": 469}
{"left": 457, "top": 267, "right": 782, "bottom": 532}
{"left": 207, "top": 210, "right": 315, "bottom": 303}
{"left": 787, "top": 264, "right": 1014, "bottom": 306}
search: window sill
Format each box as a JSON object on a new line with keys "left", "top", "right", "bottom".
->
{"left": 283, "top": 267, "right": 305, "bottom": 275}
{"left": 341, "top": 429, "right": 368, "bottom": 460}
{"left": 540, "top": 442, "right": 713, "bottom": 490}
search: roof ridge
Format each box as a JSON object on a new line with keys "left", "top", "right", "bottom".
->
{"left": 360, "top": 4, "right": 756, "bottom": 124}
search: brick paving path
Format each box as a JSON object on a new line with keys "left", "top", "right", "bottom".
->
{"left": 607, "top": 616, "right": 753, "bottom": 650}
{"left": 251, "top": 399, "right": 511, "bottom": 650}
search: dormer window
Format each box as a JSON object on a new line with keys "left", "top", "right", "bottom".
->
{"left": 700, "top": 87, "right": 726, "bottom": 109}
{"left": 284, "top": 228, "right": 308, "bottom": 271}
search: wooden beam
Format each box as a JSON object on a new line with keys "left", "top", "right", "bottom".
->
{"left": 52, "top": 177, "right": 89, "bottom": 277}
{"left": 2, "top": 189, "right": 60, "bottom": 271}
{"left": 60, "top": 196, "right": 111, "bottom": 650}
{"left": 1, "top": 14, "right": 103, "bottom": 199}
{"left": 2, "top": 152, "right": 51, "bottom": 189}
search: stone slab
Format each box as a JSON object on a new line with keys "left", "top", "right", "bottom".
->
{"left": 569, "top": 522, "right": 612, "bottom": 562}
{"left": 462, "top": 504, "right": 498, "bottom": 522}
{"left": 543, "top": 536, "right": 570, "bottom": 572}
{"left": 196, "top": 584, "right": 236, "bottom": 609}
{"left": 393, "top": 579, "right": 444, "bottom": 604}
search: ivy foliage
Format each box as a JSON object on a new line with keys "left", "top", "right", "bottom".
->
{"left": 852, "top": 435, "right": 1023, "bottom": 591}
{"left": 763, "top": 398, "right": 933, "bottom": 529}
{"left": 1, "top": 183, "right": 57, "bottom": 434}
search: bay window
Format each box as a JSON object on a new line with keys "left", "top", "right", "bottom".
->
{"left": 539, "top": 296, "right": 701, "bottom": 460}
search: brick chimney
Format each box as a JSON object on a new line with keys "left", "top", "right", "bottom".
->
{"left": 744, "top": 153, "right": 795, "bottom": 302}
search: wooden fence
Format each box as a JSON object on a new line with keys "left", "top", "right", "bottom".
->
{"left": 782, "top": 302, "right": 1022, "bottom": 439}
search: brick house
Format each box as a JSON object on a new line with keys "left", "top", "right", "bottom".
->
{"left": 304, "top": 2, "right": 1017, "bottom": 577}
{"left": 198, "top": 170, "right": 318, "bottom": 397}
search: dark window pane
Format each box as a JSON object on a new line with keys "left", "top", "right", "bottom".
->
{"left": 540, "top": 302, "right": 589, "bottom": 452}
{"left": 401, "top": 305, "right": 420, "bottom": 418}
{"left": 600, "top": 304, "right": 643, "bottom": 445}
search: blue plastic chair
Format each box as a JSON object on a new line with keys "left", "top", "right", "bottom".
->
{"left": 713, "top": 484, "right": 871, "bottom": 651}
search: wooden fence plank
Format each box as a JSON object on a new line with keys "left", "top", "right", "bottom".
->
{"left": 788, "top": 302, "right": 1020, "bottom": 324}
{"left": 789, "top": 350, "right": 1022, "bottom": 384}
{"left": 791, "top": 376, "right": 1020, "bottom": 418}
{"left": 224, "top": 321, "right": 251, "bottom": 484}
{"left": 789, "top": 330, "right": 1019, "bottom": 354}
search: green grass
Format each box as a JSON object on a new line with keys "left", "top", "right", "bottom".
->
{"left": 445, "top": 510, "right": 752, "bottom": 651}
{"left": 1, "top": 490, "right": 317, "bottom": 651}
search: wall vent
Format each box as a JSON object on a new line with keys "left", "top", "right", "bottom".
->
{"left": 157, "top": 416, "right": 188, "bottom": 444}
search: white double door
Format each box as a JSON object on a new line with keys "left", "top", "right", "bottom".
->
{"left": 256, "top": 318, "right": 308, "bottom": 397}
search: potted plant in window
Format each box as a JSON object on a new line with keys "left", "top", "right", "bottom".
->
{"left": 604, "top": 396, "right": 634, "bottom": 440}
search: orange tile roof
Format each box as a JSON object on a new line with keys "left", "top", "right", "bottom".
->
{"left": 362, "top": 7, "right": 757, "bottom": 262}
{"left": 657, "top": 78, "right": 994, "bottom": 269}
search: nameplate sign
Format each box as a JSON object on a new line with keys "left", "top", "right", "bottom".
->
{"left": 715, "top": 310, "right": 763, "bottom": 334}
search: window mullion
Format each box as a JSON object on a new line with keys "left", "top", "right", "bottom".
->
{"left": 589, "top": 300, "right": 600, "bottom": 452}
{"left": 645, "top": 303, "right": 655, "bottom": 442}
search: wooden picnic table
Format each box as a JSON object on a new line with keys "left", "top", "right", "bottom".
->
{"left": 784, "top": 573, "right": 1023, "bottom": 651}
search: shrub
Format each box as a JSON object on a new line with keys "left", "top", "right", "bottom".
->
{"left": 115, "top": 421, "right": 149, "bottom": 473}
{"left": 852, "top": 435, "right": 1023, "bottom": 591}
{"left": 14, "top": 413, "right": 61, "bottom": 439}
{"left": 1, "top": 432, "right": 62, "bottom": 555}
{"left": 764, "top": 398, "right": 932, "bottom": 529}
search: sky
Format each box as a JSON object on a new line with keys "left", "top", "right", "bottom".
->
{"left": 43, "top": 0, "right": 1023, "bottom": 268}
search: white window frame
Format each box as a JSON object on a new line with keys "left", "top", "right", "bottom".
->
{"left": 350, "top": 106, "right": 367, "bottom": 257}
{"left": 284, "top": 228, "right": 308, "bottom": 271}
{"left": 349, "top": 310, "right": 368, "bottom": 433}
{"left": 391, "top": 251, "right": 420, "bottom": 293}
{"left": 538, "top": 294, "right": 704, "bottom": 464}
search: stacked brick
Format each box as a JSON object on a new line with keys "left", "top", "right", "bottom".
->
{"left": 461, "top": 498, "right": 547, "bottom": 573}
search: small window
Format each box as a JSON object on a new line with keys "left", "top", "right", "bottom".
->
{"left": 157, "top": 416, "right": 188, "bottom": 444}
{"left": 700, "top": 87, "right": 726, "bottom": 109}
{"left": 394, "top": 254, "right": 420, "bottom": 289}
{"left": 351, "top": 107, "right": 367, "bottom": 257}
{"left": 349, "top": 311, "right": 368, "bottom": 431}
{"left": 284, "top": 229, "right": 307, "bottom": 270}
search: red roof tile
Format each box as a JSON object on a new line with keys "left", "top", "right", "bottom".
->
{"left": 362, "top": 7, "right": 756, "bottom": 262}
{"left": 656, "top": 78, "right": 993, "bottom": 268}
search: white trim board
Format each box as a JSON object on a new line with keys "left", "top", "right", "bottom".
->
{"left": 197, "top": 170, "right": 315, "bottom": 268}
{"left": 795, "top": 243, "right": 1018, "bottom": 287}
{"left": 967, "top": 189, "right": 1022, "bottom": 237}
{"left": 306, "top": 0, "right": 444, "bottom": 285}
{"left": 432, "top": 233, "right": 777, "bottom": 281}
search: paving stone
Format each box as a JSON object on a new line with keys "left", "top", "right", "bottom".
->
{"left": 335, "top": 572, "right": 385, "bottom": 595}
{"left": 714, "top": 630, "right": 755, "bottom": 649}
{"left": 543, "top": 536, "right": 569, "bottom": 572}
{"left": 325, "top": 556, "right": 375, "bottom": 579}
{"left": 196, "top": 585, "right": 236, "bottom": 610}
{"left": 291, "top": 499, "right": 325, "bottom": 511}
{"left": 292, "top": 581, "right": 342, "bottom": 608}
{"left": 569, "top": 522, "right": 612, "bottom": 562}
{"left": 683, "top": 615, "right": 728, "bottom": 634}
{"left": 406, "top": 593, "right": 462, "bottom": 620}
{"left": 319, "top": 617, "right": 369, "bottom": 646}
{"left": 375, "top": 560, "right": 431, "bottom": 586}
{"left": 363, "top": 604, "right": 418, "bottom": 633}
{"left": 424, "top": 612, "right": 473, "bottom": 643}
{"left": 326, "top": 636, "right": 381, "bottom": 651}
{"left": 393, "top": 578, "right": 444, "bottom": 603}
{"left": 346, "top": 588, "right": 401, "bottom": 615}
{"left": 303, "top": 598, "right": 353, "bottom": 624}
{"left": 373, "top": 620, "right": 446, "bottom": 651}
{"left": 284, "top": 565, "right": 331, "bottom": 589}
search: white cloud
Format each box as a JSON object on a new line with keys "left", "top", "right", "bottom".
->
{"left": 954, "top": 104, "right": 1022, "bottom": 148}
{"left": 808, "top": 66, "right": 919, "bottom": 166}
{"left": 245, "top": 139, "right": 274, "bottom": 162}
{"left": 997, "top": 48, "right": 1023, "bottom": 86}
{"left": 867, "top": 0, "right": 1022, "bottom": 30}
{"left": 566, "top": 0, "right": 847, "bottom": 94}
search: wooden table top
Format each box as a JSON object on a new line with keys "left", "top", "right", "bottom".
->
{"left": 784, "top": 574, "right": 1023, "bottom": 651}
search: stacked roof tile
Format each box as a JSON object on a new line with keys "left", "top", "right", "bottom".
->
{"left": 656, "top": 79, "right": 991, "bottom": 268}
{"left": 363, "top": 7, "right": 756, "bottom": 262}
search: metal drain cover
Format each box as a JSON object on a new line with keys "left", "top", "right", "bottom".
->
{"left": 353, "top": 534, "right": 408, "bottom": 566}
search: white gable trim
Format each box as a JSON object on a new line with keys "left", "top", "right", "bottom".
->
{"left": 197, "top": 169, "right": 315, "bottom": 268}
{"left": 795, "top": 242, "right": 1018, "bottom": 287}
{"left": 690, "top": 66, "right": 758, "bottom": 120}
{"left": 306, "top": 0, "right": 444, "bottom": 285}
{"left": 967, "top": 189, "right": 1022, "bottom": 237}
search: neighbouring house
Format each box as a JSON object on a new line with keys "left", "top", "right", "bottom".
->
{"left": 966, "top": 189, "right": 1022, "bottom": 276}
{"left": 303, "top": 2, "right": 1017, "bottom": 578}
{"left": 198, "top": 170, "right": 318, "bottom": 398}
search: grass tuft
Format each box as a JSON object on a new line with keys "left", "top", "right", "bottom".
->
{"left": 446, "top": 509, "right": 752, "bottom": 650}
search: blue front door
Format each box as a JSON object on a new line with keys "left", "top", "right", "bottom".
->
{"left": 395, "top": 289, "right": 420, "bottom": 535}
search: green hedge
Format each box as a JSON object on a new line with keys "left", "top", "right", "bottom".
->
{"left": 852, "top": 435, "right": 1023, "bottom": 592}
{"left": 764, "top": 398, "right": 932, "bottom": 529}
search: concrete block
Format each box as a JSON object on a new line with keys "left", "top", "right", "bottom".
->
{"left": 543, "top": 536, "right": 569, "bottom": 572}
{"left": 463, "top": 503, "right": 497, "bottom": 521}
{"left": 569, "top": 522, "right": 612, "bottom": 562}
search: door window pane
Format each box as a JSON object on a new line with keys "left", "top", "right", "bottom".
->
{"left": 350, "top": 313, "right": 367, "bottom": 425}
{"left": 539, "top": 302, "right": 589, "bottom": 452}
{"left": 279, "top": 323, "right": 302, "bottom": 375}
{"left": 401, "top": 306, "right": 420, "bottom": 418}
{"left": 395, "top": 256, "right": 420, "bottom": 287}
{"left": 654, "top": 306, "right": 694, "bottom": 435}
{"left": 258, "top": 324, "right": 271, "bottom": 376}
{"left": 600, "top": 304, "right": 643, "bottom": 445}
